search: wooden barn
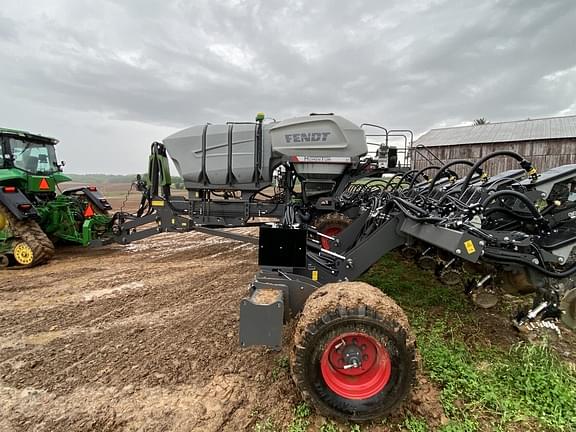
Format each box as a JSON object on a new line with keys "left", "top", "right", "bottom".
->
{"left": 412, "top": 115, "right": 576, "bottom": 175}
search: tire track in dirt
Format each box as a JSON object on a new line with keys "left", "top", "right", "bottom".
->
{"left": 0, "top": 230, "right": 303, "bottom": 431}
{"left": 0, "top": 228, "right": 454, "bottom": 431}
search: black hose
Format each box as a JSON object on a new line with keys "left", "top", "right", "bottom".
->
{"left": 407, "top": 165, "right": 441, "bottom": 189}
{"left": 479, "top": 190, "right": 543, "bottom": 221}
{"left": 393, "top": 196, "right": 428, "bottom": 217}
{"left": 427, "top": 159, "right": 477, "bottom": 196}
{"left": 393, "top": 200, "right": 444, "bottom": 223}
{"left": 381, "top": 173, "right": 406, "bottom": 191}
{"left": 483, "top": 206, "right": 536, "bottom": 221}
{"left": 458, "top": 150, "right": 534, "bottom": 198}
{"left": 391, "top": 170, "right": 419, "bottom": 192}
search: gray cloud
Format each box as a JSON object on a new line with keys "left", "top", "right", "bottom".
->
{"left": 1, "top": 0, "right": 575, "bottom": 173}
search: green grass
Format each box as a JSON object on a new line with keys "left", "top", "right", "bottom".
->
{"left": 420, "top": 321, "right": 576, "bottom": 430}
{"left": 271, "top": 355, "right": 290, "bottom": 381}
{"left": 361, "top": 254, "right": 576, "bottom": 432}
{"left": 319, "top": 421, "right": 340, "bottom": 432}
{"left": 362, "top": 254, "right": 469, "bottom": 314}
{"left": 287, "top": 402, "right": 311, "bottom": 432}
{"left": 253, "top": 418, "right": 277, "bottom": 432}
{"left": 403, "top": 415, "right": 429, "bottom": 432}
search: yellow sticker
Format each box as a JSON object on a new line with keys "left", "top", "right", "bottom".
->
{"left": 151, "top": 200, "right": 165, "bottom": 207}
{"left": 464, "top": 240, "right": 476, "bottom": 254}
{"left": 312, "top": 270, "right": 318, "bottom": 281}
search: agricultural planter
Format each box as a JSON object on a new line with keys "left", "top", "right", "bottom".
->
{"left": 105, "top": 113, "right": 576, "bottom": 421}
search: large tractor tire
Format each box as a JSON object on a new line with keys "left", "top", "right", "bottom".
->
{"left": 0, "top": 203, "right": 55, "bottom": 268}
{"left": 291, "top": 281, "right": 416, "bottom": 422}
{"left": 313, "top": 212, "right": 353, "bottom": 250}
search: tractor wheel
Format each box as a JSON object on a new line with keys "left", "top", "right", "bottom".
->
{"left": 0, "top": 203, "right": 55, "bottom": 268}
{"left": 313, "top": 212, "right": 352, "bottom": 250}
{"left": 291, "top": 282, "right": 416, "bottom": 422}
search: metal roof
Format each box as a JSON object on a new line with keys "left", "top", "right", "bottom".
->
{"left": 414, "top": 115, "right": 576, "bottom": 147}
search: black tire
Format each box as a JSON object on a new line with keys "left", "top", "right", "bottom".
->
{"left": 313, "top": 212, "right": 352, "bottom": 250}
{"left": 291, "top": 282, "right": 416, "bottom": 422}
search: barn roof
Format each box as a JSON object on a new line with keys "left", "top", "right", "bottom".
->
{"left": 414, "top": 115, "right": 576, "bottom": 147}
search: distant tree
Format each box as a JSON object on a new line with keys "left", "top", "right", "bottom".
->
{"left": 473, "top": 117, "right": 489, "bottom": 125}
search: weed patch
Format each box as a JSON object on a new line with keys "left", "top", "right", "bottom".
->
{"left": 363, "top": 254, "right": 576, "bottom": 431}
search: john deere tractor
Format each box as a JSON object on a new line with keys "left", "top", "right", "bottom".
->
{"left": 0, "top": 127, "right": 112, "bottom": 268}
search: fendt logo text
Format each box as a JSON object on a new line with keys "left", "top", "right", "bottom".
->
{"left": 285, "top": 132, "right": 331, "bottom": 143}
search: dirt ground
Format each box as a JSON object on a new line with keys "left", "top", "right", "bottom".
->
{"left": 1, "top": 184, "right": 573, "bottom": 431}
{"left": 0, "top": 224, "right": 451, "bottom": 432}
{"left": 0, "top": 229, "right": 296, "bottom": 432}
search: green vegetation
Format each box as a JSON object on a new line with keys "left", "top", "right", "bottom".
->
{"left": 271, "top": 355, "right": 290, "bottom": 381}
{"left": 253, "top": 418, "right": 277, "bottom": 432}
{"left": 362, "top": 254, "right": 576, "bottom": 431}
{"left": 288, "top": 402, "right": 311, "bottom": 432}
{"left": 403, "top": 415, "right": 428, "bottom": 432}
{"left": 319, "top": 421, "right": 340, "bottom": 432}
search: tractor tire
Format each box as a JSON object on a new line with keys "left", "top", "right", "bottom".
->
{"left": 313, "top": 212, "right": 353, "bottom": 250}
{"left": 291, "top": 281, "right": 416, "bottom": 422}
{"left": 0, "top": 203, "right": 55, "bottom": 268}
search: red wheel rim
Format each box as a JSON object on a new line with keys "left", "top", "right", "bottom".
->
{"left": 320, "top": 332, "right": 391, "bottom": 400}
{"left": 320, "top": 226, "right": 343, "bottom": 250}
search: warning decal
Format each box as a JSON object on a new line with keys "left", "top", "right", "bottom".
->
{"left": 464, "top": 240, "right": 476, "bottom": 254}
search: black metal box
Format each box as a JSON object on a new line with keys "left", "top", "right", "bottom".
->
{"left": 258, "top": 226, "right": 307, "bottom": 268}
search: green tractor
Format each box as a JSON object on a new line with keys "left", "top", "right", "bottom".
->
{"left": 0, "top": 127, "right": 112, "bottom": 268}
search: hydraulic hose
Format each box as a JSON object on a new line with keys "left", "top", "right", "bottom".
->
{"left": 483, "top": 206, "right": 536, "bottom": 221}
{"left": 427, "top": 160, "right": 478, "bottom": 196}
{"left": 458, "top": 150, "right": 536, "bottom": 198}
{"left": 390, "top": 169, "right": 419, "bottom": 192}
{"left": 479, "top": 190, "right": 543, "bottom": 221}
{"left": 393, "top": 199, "right": 444, "bottom": 223}
{"left": 407, "top": 165, "right": 441, "bottom": 189}
{"left": 381, "top": 173, "right": 406, "bottom": 190}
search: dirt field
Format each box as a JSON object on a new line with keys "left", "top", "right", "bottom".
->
{"left": 0, "top": 229, "right": 297, "bottom": 432}
{"left": 3, "top": 183, "right": 571, "bottom": 431}
{"left": 0, "top": 221, "right": 451, "bottom": 432}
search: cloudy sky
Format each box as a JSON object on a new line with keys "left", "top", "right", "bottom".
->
{"left": 1, "top": 0, "right": 575, "bottom": 174}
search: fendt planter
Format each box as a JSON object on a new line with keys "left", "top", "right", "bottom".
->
{"left": 0, "top": 128, "right": 112, "bottom": 268}
{"left": 101, "top": 113, "right": 576, "bottom": 421}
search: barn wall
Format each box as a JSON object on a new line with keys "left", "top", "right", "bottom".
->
{"left": 412, "top": 138, "right": 576, "bottom": 176}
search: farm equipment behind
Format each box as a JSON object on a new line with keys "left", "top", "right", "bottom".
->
{"left": 0, "top": 127, "right": 112, "bottom": 268}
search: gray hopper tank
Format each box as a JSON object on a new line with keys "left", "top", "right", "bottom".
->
{"left": 163, "top": 114, "right": 368, "bottom": 191}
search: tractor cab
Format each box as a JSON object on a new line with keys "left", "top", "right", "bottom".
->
{"left": 0, "top": 128, "right": 71, "bottom": 197}
{"left": 1, "top": 128, "right": 61, "bottom": 176}
{"left": 6, "top": 137, "right": 60, "bottom": 176}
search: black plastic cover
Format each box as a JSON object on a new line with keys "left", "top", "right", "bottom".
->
{"left": 258, "top": 226, "right": 307, "bottom": 268}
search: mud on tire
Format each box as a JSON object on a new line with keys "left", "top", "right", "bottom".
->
{"left": 291, "top": 282, "right": 416, "bottom": 422}
{"left": 0, "top": 203, "right": 55, "bottom": 267}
